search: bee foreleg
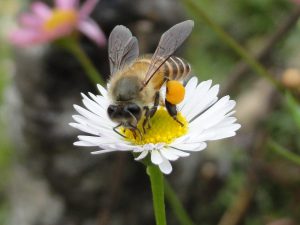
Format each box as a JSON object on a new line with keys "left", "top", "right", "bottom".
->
{"left": 143, "top": 92, "right": 160, "bottom": 133}
{"left": 143, "top": 106, "right": 151, "bottom": 133}
{"left": 128, "top": 124, "right": 142, "bottom": 140}
{"left": 165, "top": 99, "right": 184, "bottom": 127}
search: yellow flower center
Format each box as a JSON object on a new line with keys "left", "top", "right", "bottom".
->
{"left": 43, "top": 9, "right": 78, "bottom": 32}
{"left": 120, "top": 108, "right": 188, "bottom": 145}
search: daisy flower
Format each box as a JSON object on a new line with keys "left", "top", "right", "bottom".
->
{"left": 10, "top": 0, "right": 105, "bottom": 47}
{"left": 70, "top": 77, "right": 241, "bottom": 174}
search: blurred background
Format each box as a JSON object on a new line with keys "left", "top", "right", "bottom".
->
{"left": 1, "top": 0, "right": 300, "bottom": 225}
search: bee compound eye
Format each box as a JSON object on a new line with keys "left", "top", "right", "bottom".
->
{"left": 125, "top": 104, "right": 141, "bottom": 116}
{"left": 107, "top": 105, "right": 118, "bottom": 117}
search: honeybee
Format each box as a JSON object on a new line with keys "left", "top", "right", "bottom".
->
{"left": 107, "top": 20, "right": 194, "bottom": 136}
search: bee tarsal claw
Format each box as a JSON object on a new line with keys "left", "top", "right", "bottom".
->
{"left": 173, "top": 117, "right": 184, "bottom": 127}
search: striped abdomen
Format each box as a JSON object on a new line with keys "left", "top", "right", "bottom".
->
{"left": 163, "top": 56, "right": 191, "bottom": 81}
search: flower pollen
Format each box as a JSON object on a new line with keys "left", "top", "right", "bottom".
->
{"left": 121, "top": 108, "right": 188, "bottom": 145}
{"left": 43, "top": 9, "right": 78, "bottom": 32}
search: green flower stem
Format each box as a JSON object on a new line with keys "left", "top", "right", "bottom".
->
{"left": 60, "top": 38, "right": 105, "bottom": 85}
{"left": 147, "top": 165, "right": 167, "bottom": 225}
{"left": 268, "top": 139, "right": 300, "bottom": 166}
{"left": 181, "top": 0, "right": 283, "bottom": 92}
{"left": 164, "top": 180, "right": 196, "bottom": 225}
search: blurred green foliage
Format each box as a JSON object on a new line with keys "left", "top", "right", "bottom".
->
{"left": 0, "top": 1, "right": 16, "bottom": 224}
{"left": 285, "top": 92, "right": 300, "bottom": 131}
{"left": 185, "top": 0, "right": 292, "bottom": 83}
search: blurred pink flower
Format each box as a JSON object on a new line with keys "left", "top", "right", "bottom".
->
{"left": 10, "top": 0, "right": 106, "bottom": 47}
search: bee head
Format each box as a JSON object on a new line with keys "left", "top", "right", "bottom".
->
{"left": 107, "top": 103, "right": 142, "bottom": 127}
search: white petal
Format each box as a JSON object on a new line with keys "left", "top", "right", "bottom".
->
{"left": 135, "top": 151, "right": 148, "bottom": 160}
{"left": 210, "top": 121, "right": 241, "bottom": 132}
{"left": 78, "top": 135, "right": 114, "bottom": 145}
{"left": 114, "top": 143, "right": 135, "bottom": 150}
{"left": 185, "top": 84, "right": 219, "bottom": 121}
{"left": 97, "top": 84, "right": 108, "bottom": 98}
{"left": 72, "top": 115, "right": 119, "bottom": 139}
{"left": 159, "top": 148, "right": 179, "bottom": 161}
{"left": 74, "top": 140, "right": 97, "bottom": 146}
{"left": 158, "top": 158, "right": 172, "bottom": 174}
{"left": 171, "top": 135, "right": 191, "bottom": 145}
{"left": 151, "top": 150, "right": 163, "bottom": 165}
{"left": 171, "top": 142, "right": 207, "bottom": 152}
{"left": 179, "top": 77, "right": 198, "bottom": 109}
{"left": 144, "top": 143, "right": 156, "bottom": 151}
{"left": 211, "top": 131, "right": 237, "bottom": 140}
{"left": 91, "top": 149, "right": 120, "bottom": 154}
{"left": 72, "top": 106, "right": 118, "bottom": 137}
{"left": 73, "top": 104, "right": 102, "bottom": 123}
{"left": 72, "top": 115, "right": 113, "bottom": 134}
{"left": 81, "top": 93, "right": 108, "bottom": 116}
{"left": 169, "top": 148, "right": 190, "bottom": 157}
{"left": 81, "top": 98, "right": 110, "bottom": 121}
{"left": 181, "top": 80, "right": 212, "bottom": 114}
{"left": 203, "top": 124, "right": 241, "bottom": 140}
{"left": 188, "top": 115, "right": 240, "bottom": 143}
{"left": 170, "top": 142, "right": 201, "bottom": 150}
{"left": 215, "top": 117, "right": 237, "bottom": 127}
{"left": 189, "top": 96, "right": 235, "bottom": 131}
{"left": 69, "top": 122, "right": 99, "bottom": 135}
{"left": 133, "top": 147, "right": 147, "bottom": 153}
{"left": 191, "top": 122, "right": 240, "bottom": 142}
{"left": 88, "top": 92, "right": 110, "bottom": 109}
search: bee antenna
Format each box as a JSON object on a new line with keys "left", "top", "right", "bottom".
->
{"left": 113, "top": 124, "right": 127, "bottom": 138}
{"left": 141, "top": 56, "right": 171, "bottom": 91}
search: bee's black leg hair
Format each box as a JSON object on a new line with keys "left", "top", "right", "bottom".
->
{"left": 131, "top": 129, "right": 137, "bottom": 139}
{"left": 113, "top": 124, "right": 127, "bottom": 138}
{"left": 165, "top": 99, "right": 184, "bottom": 127}
{"left": 129, "top": 124, "right": 142, "bottom": 139}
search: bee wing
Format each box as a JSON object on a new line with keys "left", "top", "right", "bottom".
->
{"left": 142, "top": 20, "right": 194, "bottom": 87}
{"left": 108, "top": 25, "right": 139, "bottom": 75}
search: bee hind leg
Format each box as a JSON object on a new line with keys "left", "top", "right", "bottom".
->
{"left": 165, "top": 100, "right": 184, "bottom": 127}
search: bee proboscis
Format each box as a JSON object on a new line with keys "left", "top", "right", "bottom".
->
{"left": 106, "top": 20, "right": 194, "bottom": 137}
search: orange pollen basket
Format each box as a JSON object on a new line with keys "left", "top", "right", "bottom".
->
{"left": 166, "top": 80, "right": 185, "bottom": 105}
